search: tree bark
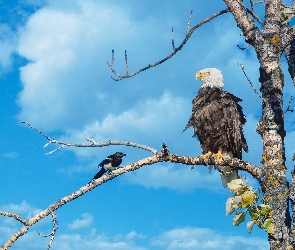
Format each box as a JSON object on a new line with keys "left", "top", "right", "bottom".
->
{"left": 225, "top": 0, "right": 293, "bottom": 249}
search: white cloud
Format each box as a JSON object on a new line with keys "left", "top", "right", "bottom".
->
{"left": 0, "top": 200, "right": 268, "bottom": 250}
{"left": 68, "top": 213, "right": 93, "bottom": 230}
{"left": 152, "top": 227, "right": 269, "bottom": 250}
{"left": 55, "top": 92, "right": 190, "bottom": 160}
{"left": 16, "top": 0, "right": 167, "bottom": 131}
{"left": 65, "top": 92, "right": 188, "bottom": 140}
{"left": 53, "top": 229, "right": 147, "bottom": 250}
{"left": 1, "top": 225, "right": 268, "bottom": 250}
{"left": 125, "top": 231, "right": 146, "bottom": 241}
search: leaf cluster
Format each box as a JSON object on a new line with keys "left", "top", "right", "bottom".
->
{"left": 226, "top": 179, "right": 274, "bottom": 234}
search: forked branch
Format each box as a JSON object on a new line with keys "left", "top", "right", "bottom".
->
{"left": 22, "top": 122, "right": 157, "bottom": 155}
{"left": 107, "top": 9, "right": 229, "bottom": 81}
{"left": 1, "top": 152, "right": 260, "bottom": 249}
{"left": 0, "top": 125, "right": 261, "bottom": 249}
{"left": 0, "top": 212, "right": 28, "bottom": 225}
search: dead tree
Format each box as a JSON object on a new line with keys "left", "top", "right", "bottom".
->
{"left": 107, "top": 1, "right": 295, "bottom": 249}
{"left": 2, "top": 1, "right": 295, "bottom": 249}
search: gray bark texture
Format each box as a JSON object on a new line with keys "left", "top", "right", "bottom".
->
{"left": 224, "top": 0, "right": 295, "bottom": 249}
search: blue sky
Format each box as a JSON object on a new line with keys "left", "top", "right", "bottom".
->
{"left": 0, "top": 0, "right": 295, "bottom": 249}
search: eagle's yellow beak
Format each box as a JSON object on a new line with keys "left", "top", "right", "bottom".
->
{"left": 196, "top": 71, "right": 207, "bottom": 79}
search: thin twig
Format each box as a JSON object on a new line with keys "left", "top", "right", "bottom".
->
{"left": 0, "top": 212, "right": 29, "bottom": 225}
{"left": 186, "top": 10, "right": 193, "bottom": 35}
{"left": 238, "top": 63, "right": 263, "bottom": 100}
{"left": 237, "top": 44, "right": 251, "bottom": 50}
{"left": 37, "top": 212, "right": 58, "bottom": 250}
{"left": 285, "top": 95, "right": 294, "bottom": 114}
{"left": 171, "top": 27, "right": 175, "bottom": 50}
{"left": 107, "top": 8, "right": 229, "bottom": 81}
{"left": 22, "top": 121, "right": 55, "bottom": 144}
{"left": 22, "top": 122, "right": 158, "bottom": 154}
{"left": 250, "top": 0, "right": 255, "bottom": 14}
{"left": 246, "top": 7, "right": 264, "bottom": 26}
{"left": 125, "top": 50, "right": 128, "bottom": 76}
{"left": 111, "top": 49, "right": 114, "bottom": 64}
{"left": 45, "top": 145, "right": 66, "bottom": 155}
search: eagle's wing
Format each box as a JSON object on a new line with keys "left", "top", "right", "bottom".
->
{"left": 220, "top": 91, "right": 248, "bottom": 158}
{"left": 184, "top": 88, "right": 248, "bottom": 158}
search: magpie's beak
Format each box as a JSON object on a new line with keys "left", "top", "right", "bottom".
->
{"left": 122, "top": 153, "right": 126, "bottom": 156}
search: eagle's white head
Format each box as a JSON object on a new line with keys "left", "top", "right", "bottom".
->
{"left": 196, "top": 68, "right": 224, "bottom": 89}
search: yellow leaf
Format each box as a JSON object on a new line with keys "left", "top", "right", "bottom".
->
{"left": 241, "top": 190, "right": 256, "bottom": 208}
{"left": 264, "top": 219, "right": 275, "bottom": 234}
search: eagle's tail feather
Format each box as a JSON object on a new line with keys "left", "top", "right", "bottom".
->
{"left": 214, "top": 151, "right": 239, "bottom": 188}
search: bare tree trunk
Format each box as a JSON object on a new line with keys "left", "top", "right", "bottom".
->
{"left": 223, "top": 0, "right": 293, "bottom": 249}
{"left": 257, "top": 59, "right": 290, "bottom": 249}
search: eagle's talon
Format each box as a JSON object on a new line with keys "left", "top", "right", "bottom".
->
{"left": 201, "top": 151, "right": 213, "bottom": 161}
{"left": 212, "top": 150, "right": 227, "bottom": 164}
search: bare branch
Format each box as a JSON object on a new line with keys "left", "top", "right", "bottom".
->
{"left": 224, "top": 0, "right": 260, "bottom": 45}
{"left": 45, "top": 145, "right": 66, "bottom": 155}
{"left": 246, "top": 8, "right": 264, "bottom": 26}
{"left": 171, "top": 27, "right": 175, "bottom": 50}
{"left": 0, "top": 212, "right": 29, "bottom": 225}
{"left": 250, "top": 0, "right": 264, "bottom": 14}
{"left": 22, "top": 121, "right": 55, "bottom": 145}
{"left": 125, "top": 50, "right": 128, "bottom": 76}
{"left": 186, "top": 10, "right": 193, "bottom": 35}
{"left": 23, "top": 122, "right": 158, "bottom": 155}
{"left": 37, "top": 212, "right": 58, "bottom": 250}
{"left": 285, "top": 95, "right": 294, "bottom": 114}
{"left": 238, "top": 63, "right": 263, "bottom": 99}
{"left": 107, "top": 9, "right": 229, "bottom": 81}
{"left": 1, "top": 148, "right": 261, "bottom": 249}
{"left": 111, "top": 49, "right": 114, "bottom": 64}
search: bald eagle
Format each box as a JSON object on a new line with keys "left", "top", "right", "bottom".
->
{"left": 183, "top": 68, "right": 248, "bottom": 188}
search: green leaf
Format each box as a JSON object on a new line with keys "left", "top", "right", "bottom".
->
{"left": 226, "top": 196, "right": 242, "bottom": 216}
{"left": 249, "top": 208, "right": 259, "bottom": 221}
{"left": 247, "top": 220, "right": 255, "bottom": 234}
{"left": 233, "top": 211, "right": 246, "bottom": 226}
{"left": 227, "top": 179, "right": 244, "bottom": 193}
{"left": 263, "top": 219, "right": 274, "bottom": 234}
{"left": 258, "top": 204, "right": 272, "bottom": 216}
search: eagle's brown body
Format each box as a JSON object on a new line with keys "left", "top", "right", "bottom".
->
{"left": 184, "top": 86, "right": 248, "bottom": 159}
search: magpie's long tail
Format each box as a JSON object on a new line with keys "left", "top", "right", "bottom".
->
{"left": 88, "top": 168, "right": 106, "bottom": 183}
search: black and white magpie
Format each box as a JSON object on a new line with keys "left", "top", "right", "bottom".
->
{"left": 91, "top": 152, "right": 126, "bottom": 180}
